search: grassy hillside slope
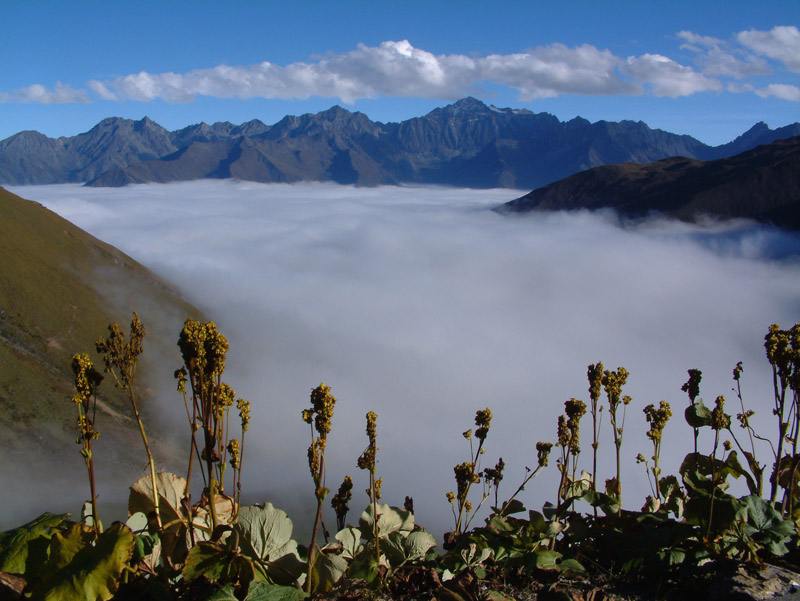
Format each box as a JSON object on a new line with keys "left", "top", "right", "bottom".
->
{"left": 0, "top": 186, "right": 202, "bottom": 526}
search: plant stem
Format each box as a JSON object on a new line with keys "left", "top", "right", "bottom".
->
{"left": 307, "top": 453, "right": 325, "bottom": 596}
{"left": 128, "top": 387, "right": 162, "bottom": 530}
{"left": 86, "top": 438, "right": 102, "bottom": 536}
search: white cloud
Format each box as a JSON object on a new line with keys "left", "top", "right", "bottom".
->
{"left": 8, "top": 181, "right": 800, "bottom": 534}
{"left": 677, "top": 30, "right": 723, "bottom": 49}
{"left": 86, "top": 41, "right": 646, "bottom": 104}
{"left": 755, "top": 83, "right": 800, "bottom": 102}
{"left": 700, "top": 46, "right": 771, "bottom": 78}
{"left": 678, "top": 30, "right": 771, "bottom": 79}
{"left": 481, "top": 43, "right": 640, "bottom": 99}
{"left": 4, "top": 31, "right": 798, "bottom": 107}
{"left": 737, "top": 25, "right": 800, "bottom": 72}
{"left": 621, "top": 53, "right": 722, "bottom": 97}
{"left": 0, "top": 82, "right": 90, "bottom": 104}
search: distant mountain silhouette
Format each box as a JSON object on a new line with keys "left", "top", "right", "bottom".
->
{"left": 499, "top": 136, "right": 800, "bottom": 230}
{"left": 1, "top": 98, "right": 798, "bottom": 189}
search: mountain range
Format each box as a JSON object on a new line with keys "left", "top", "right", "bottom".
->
{"left": 498, "top": 135, "right": 800, "bottom": 229}
{"left": 2, "top": 97, "right": 799, "bottom": 189}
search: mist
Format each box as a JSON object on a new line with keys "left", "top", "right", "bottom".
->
{"left": 9, "top": 180, "right": 800, "bottom": 537}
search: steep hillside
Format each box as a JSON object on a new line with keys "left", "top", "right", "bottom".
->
{"left": 0, "top": 186, "right": 202, "bottom": 525}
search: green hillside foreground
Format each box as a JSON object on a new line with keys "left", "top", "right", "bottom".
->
{"left": 0, "top": 186, "right": 202, "bottom": 527}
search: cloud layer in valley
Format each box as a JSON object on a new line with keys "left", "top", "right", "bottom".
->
{"left": 9, "top": 181, "right": 800, "bottom": 535}
{"left": 4, "top": 26, "right": 800, "bottom": 106}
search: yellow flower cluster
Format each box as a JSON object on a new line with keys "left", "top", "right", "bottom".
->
{"left": 453, "top": 461, "right": 479, "bottom": 501}
{"left": 95, "top": 313, "right": 145, "bottom": 390}
{"left": 602, "top": 367, "right": 629, "bottom": 408}
{"left": 71, "top": 353, "right": 103, "bottom": 406}
{"left": 178, "top": 318, "right": 230, "bottom": 383}
{"left": 475, "top": 407, "right": 492, "bottom": 441}
{"left": 536, "top": 441, "right": 553, "bottom": 467}
{"left": 587, "top": 362, "right": 604, "bottom": 402}
{"left": 307, "top": 382, "right": 337, "bottom": 438}
{"left": 237, "top": 398, "right": 251, "bottom": 432}
{"left": 711, "top": 395, "right": 731, "bottom": 431}
{"left": 365, "top": 411, "right": 377, "bottom": 443}
{"left": 227, "top": 438, "right": 241, "bottom": 469}
{"left": 681, "top": 368, "right": 703, "bottom": 402}
{"left": 643, "top": 401, "right": 672, "bottom": 443}
{"left": 331, "top": 475, "right": 353, "bottom": 525}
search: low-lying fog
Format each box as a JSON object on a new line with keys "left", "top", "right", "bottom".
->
{"left": 9, "top": 181, "right": 800, "bottom": 537}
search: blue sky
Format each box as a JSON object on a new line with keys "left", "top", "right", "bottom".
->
{"left": 2, "top": 0, "right": 798, "bottom": 145}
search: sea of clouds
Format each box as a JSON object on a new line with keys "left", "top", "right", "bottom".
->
{"left": 9, "top": 180, "right": 800, "bottom": 536}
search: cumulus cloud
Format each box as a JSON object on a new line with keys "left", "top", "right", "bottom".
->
{"left": 86, "top": 40, "right": 637, "bottom": 104}
{"left": 620, "top": 53, "right": 722, "bottom": 97}
{"left": 678, "top": 30, "right": 770, "bottom": 78}
{"left": 89, "top": 41, "right": 717, "bottom": 103}
{"left": 482, "top": 43, "right": 639, "bottom": 99}
{"left": 755, "top": 83, "right": 800, "bottom": 102}
{"left": 677, "top": 30, "right": 724, "bottom": 49}
{"left": 0, "top": 82, "right": 90, "bottom": 104}
{"left": 737, "top": 25, "right": 800, "bottom": 72}
{"left": 9, "top": 181, "right": 800, "bottom": 534}
{"left": 6, "top": 30, "right": 800, "bottom": 106}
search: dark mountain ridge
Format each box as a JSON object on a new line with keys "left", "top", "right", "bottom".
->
{"left": 499, "top": 136, "right": 800, "bottom": 230}
{"left": 1, "top": 97, "right": 799, "bottom": 189}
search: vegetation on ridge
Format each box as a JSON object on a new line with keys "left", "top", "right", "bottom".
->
{"left": 2, "top": 312, "right": 800, "bottom": 600}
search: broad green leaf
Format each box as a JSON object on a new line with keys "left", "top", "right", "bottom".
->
{"left": 558, "top": 558, "right": 586, "bottom": 575}
{"left": 460, "top": 542, "right": 491, "bottom": 566}
{"left": 41, "top": 525, "right": 95, "bottom": 573}
{"left": 0, "top": 512, "right": 69, "bottom": 575}
{"left": 310, "top": 551, "right": 347, "bottom": 593}
{"left": 527, "top": 510, "right": 547, "bottom": 533}
{"left": 382, "top": 530, "right": 436, "bottom": 566}
{"left": 740, "top": 495, "right": 796, "bottom": 556}
{"left": 245, "top": 581, "right": 307, "bottom": 601}
{"left": 182, "top": 541, "right": 257, "bottom": 588}
{"left": 235, "top": 504, "right": 298, "bottom": 563}
{"left": 496, "top": 499, "right": 526, "bottom": 516}
{"left": 183, "top": 542, "right": 228, "bottom": 582}
{"left": 659, "top": 475, "right": 686, "bottom": 519}
{"left": 530, "top": 549, "right": 561, "bottom": 570}
{"left": 32, "top": 522, "right": 135, "bottom": 601}
{"left": 205, "top": 585, "right": 239, "bottom": 601}
{"left": 359, "top": 504, "right": 413, "bottom": 540}
{"left": 402, "top": 530, "right": 436, "bottom": 560}
{"left": 265, "top": 552, "right": 305, "bottom": 587}
{"left": 577, "top": 490, "right": 620, "bottom": 516}
{"left": 129, "top": 472, "right": 188, "bottom": 531}
{"left": 656, "top": 547, "right": 687, "bottom": 566}
{"left": 334, "top": 527, "right": 361, "bottom": 560}
{"left": 685, "top": 400, "right": 712, "bottom": 428}
{"left": 487, "top": 514, "right": 514, "bottom": 534}
{"left": 347, "top": 552, "right": 381, "bottom": 584}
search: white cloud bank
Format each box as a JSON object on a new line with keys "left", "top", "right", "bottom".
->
{"left": 0, "top": 82, "right": 91, "bottom": 104}
{"left": 5, "top": 26, "right": 799, "bottom": 106}
{"left": 7, "top": 181, "right": 800, "bottom": 535}
{"left": 86, "top": 40, "right": 641, "bottom": 104}
{"left": 737, "top": 26, "right": 800, "bottom": 73}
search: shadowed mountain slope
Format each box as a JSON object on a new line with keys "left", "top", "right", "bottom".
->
{"left": 499, "top": 136, "right": 800, "bottom": 230}
{"left": 2, "top": 98, "right": 798, "bottom": 189}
